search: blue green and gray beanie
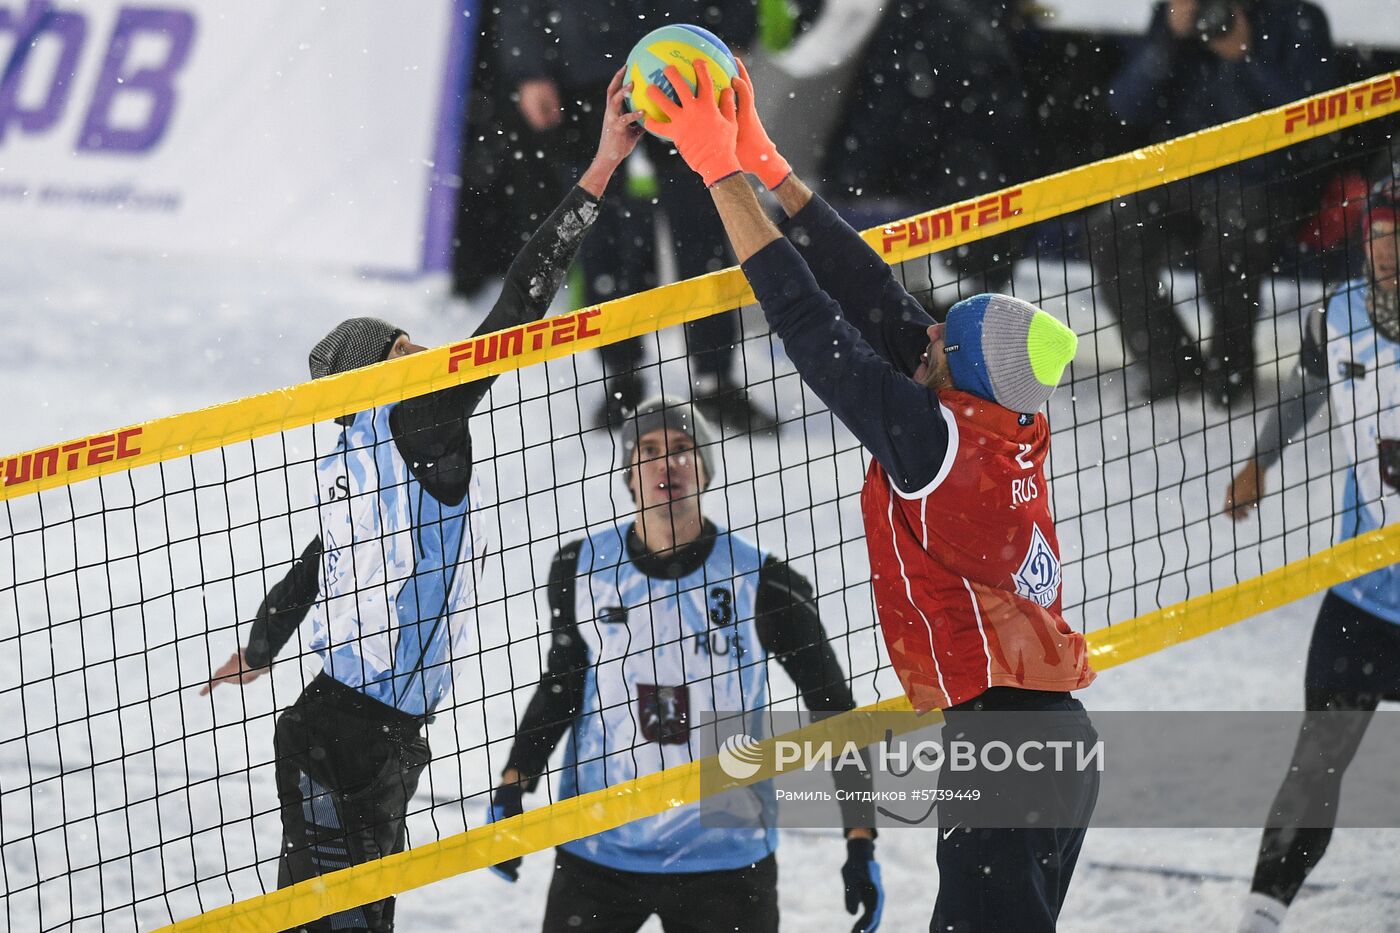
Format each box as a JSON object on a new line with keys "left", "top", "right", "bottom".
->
{"left": 943, "top": 294, "right": 1077, "bottom": 414}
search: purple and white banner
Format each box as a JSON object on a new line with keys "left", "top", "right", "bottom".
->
{"left": 0, "top": 1, "right": 475, "bottom": 271}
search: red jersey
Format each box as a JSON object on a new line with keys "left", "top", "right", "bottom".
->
{"left": 860, "top": 389, "right": 1094, "bottom": 711}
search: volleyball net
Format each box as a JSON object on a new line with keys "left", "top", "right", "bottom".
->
{"left": 1, "top": 71, "right": 1398, "bottom": 932}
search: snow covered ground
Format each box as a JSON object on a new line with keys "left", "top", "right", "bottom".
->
{"left": 2, "top": 238, "right": 1398, "bottom": 932}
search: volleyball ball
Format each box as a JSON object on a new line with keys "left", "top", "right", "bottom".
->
{"left": 625, "top": 24, "right": 739, "bottom": 141}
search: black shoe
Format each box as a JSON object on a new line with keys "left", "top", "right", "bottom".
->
{"left": 693, "top": 379, "right": 778, "bottom": 436}
{"left": 1144, "top": 346, "right": 1204, "bottom": 402}
{"left": 594, "top": 375, "right": 643, "bottom": 429}
{"left": 1145, "top": 360, "right": 1183, "bottom": 402}
{"left": 1214, "top": 370, "right": 1250, "bottom": 408}
{"left": 1203, "top": 357, "right": 1250, "bottom": 409}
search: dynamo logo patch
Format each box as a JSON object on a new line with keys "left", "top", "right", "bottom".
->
{"left": 1013, "top": 523, "right": 1062, "bottom": 609}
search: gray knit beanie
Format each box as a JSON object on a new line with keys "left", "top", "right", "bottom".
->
{"left": 309, "top": 317, "right": 405, "bottom": 380}
{"left": 309, "top": 317, "right": 405, "bottom": 426}
{"left": 619, "top": 395, "right": 718, "bottom": 480}
{"left": 944, "top": 294, "right": 1077, "bottom": 414}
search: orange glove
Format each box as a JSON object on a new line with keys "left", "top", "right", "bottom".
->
{"left": 644, "top": 61, "right": 742, "bottom": 188}
{"left": 733, "top": 58, "right": 792, "bottom": 190}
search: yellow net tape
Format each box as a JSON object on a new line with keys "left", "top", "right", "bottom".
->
{"left": 5, "top": 69, "right": 1398, "bottom": 503}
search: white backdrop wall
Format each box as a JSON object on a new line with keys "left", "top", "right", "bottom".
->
{"left": 0, "top": 1, "right": 473, "bottom": 271}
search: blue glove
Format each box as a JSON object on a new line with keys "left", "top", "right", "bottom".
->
{"left": 841, "top": 837, "right": 883, "bottom": 932}
{"left": 485, "top": 784, "right": 524, "bottom": 882}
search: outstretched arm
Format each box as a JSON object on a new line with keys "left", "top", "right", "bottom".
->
{"left": 732, "top": 60, "right": 930, "bottom": 374}
{"left": 393, "top": 70, "right": 644, "bottom": 461}
{"left": 708, "top": 173, "right": 783, "bottom": 262}
{"left": 773, "top": 176, "right": 932, "bottom": 375}
{"left": 1225, "top": 302, "right": 1331, "bottom": 521}
{"left": 470, "top": 65, "right": 642, "bottom": 349}
{"left": 203, "top": 536, "right": 323, "bottom": 693}
{"left": 651, "top": 61, "right": 951, "bottom": 492}
{"left": 730, "top": 194, "right": 951, "bottom": 494}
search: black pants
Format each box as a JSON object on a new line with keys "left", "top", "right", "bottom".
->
{"left": 273, "top": 674, "right": 431, "bottom": 933}
{"left": 541, "top": 848, "right": 779, "bottom": 933}
{"left": 1086, "top": 174, "right": 1274, "bottom": 394}
{"left": 931, "top": 688, "right": 1099, "bottom": 933}
{"left": 1250, "top": 592, "right": 1400, "bottom": 905}
{"left": 550, "top": 81, "right": 737, "bottom": 381}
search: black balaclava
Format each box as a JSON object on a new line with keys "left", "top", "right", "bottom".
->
{"left": 308, "top": 317, "right": 405, "bottom": 426}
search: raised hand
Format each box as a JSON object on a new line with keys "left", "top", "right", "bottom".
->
{"left": 596, "top": 67, "right": 646, "bottom": 166}
{"left": 731, "top": 58, "right": 792, "bottom": 190}
{"left": 200, "top": 649, "right": 268, "bottom": 695}
{"left": 643, "top": 61, "right": 742, "bottom": 188}
{"left": 578, "top": 67, "right": 647, "bottom": 198}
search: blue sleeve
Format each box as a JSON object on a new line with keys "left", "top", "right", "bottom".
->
{"left": 743, "top": 239, "right": 951, "bottom": 494}
{"left": 1108, "top": 5, "right": 1177, "bottom": 127}
{"left": 497, "top": 0, "right": 551, "bottom": 87}
{"left": 780, "top": 193, "right": 933, "bottom": 377}
{"left": 1236, "top": 4, "right": 1335, "bottom": 107}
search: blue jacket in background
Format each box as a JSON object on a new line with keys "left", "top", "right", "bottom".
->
{"left": 1108, "top": 0, "right": 1335, "bottom": 164}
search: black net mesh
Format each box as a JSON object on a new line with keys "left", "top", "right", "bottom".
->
{"left": 1, "top": 113, "right": 1397, "bottom": 931}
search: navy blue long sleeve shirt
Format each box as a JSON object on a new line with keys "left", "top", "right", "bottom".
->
{"left": 744, "top": 194, "right": 952, "bottom": 494}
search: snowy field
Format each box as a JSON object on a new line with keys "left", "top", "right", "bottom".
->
{"left": 2, "top": 237, "right": 1398, "bottom": 933}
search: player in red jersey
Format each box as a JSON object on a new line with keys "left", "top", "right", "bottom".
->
{"left": 646, "top": 60, "right": 1097, "bottom": 932}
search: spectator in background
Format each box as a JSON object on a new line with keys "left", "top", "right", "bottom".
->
{"left": 498, "top": 1, "right": 777, "bottom": 433}
{"left": 1088, "top": 0, "right": 1334, "bottom": 406}
{"left": 451, "top": 4, "right": 562, "bottom": 299}
{"left": 823, "top": 0, "right": 1030, "bottom": 317}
